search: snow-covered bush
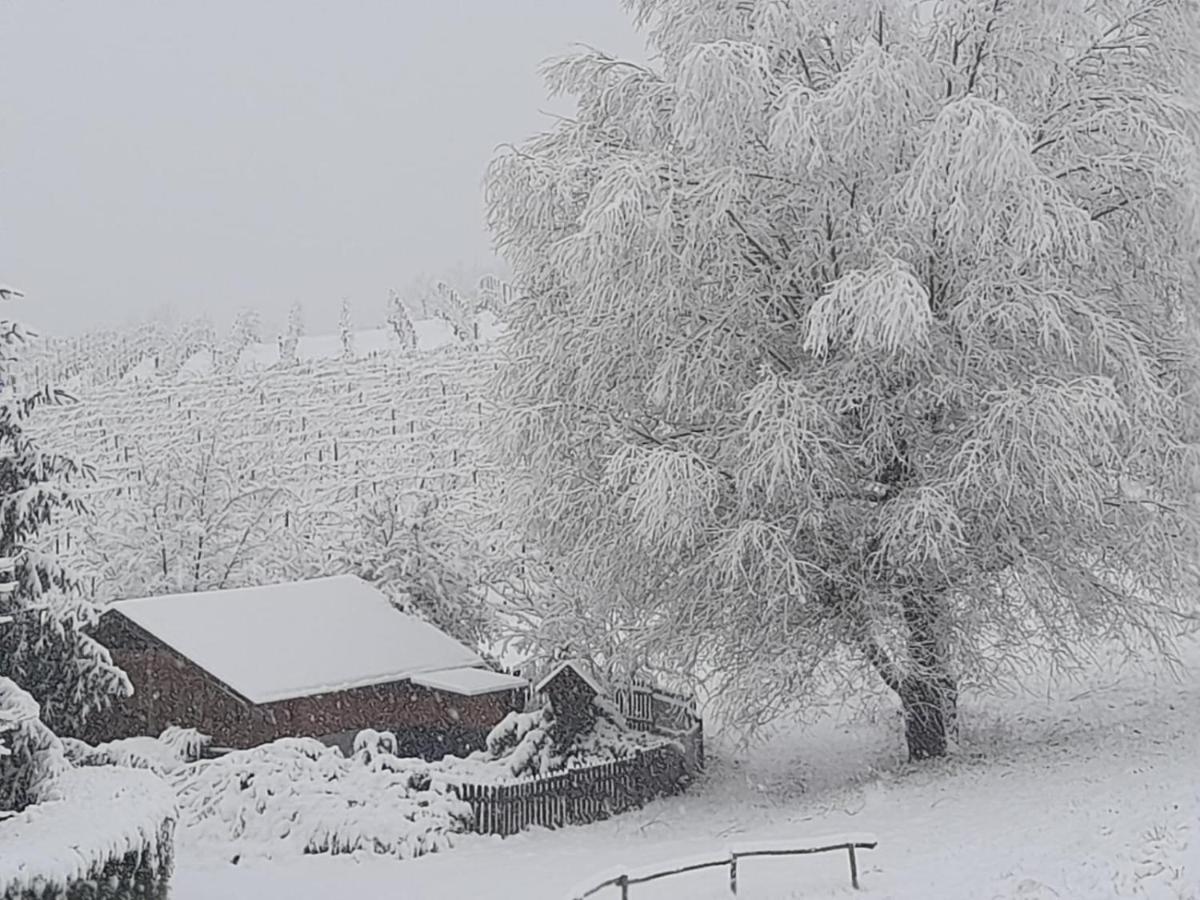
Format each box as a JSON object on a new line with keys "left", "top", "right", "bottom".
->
{"left": 351, "top": 727, "right": 399, "bottom": 762}
{"left": 0, "top": 766, "right": 176, "bottom": 900}
{"left": 441, "top": 701, "right": 666, "bottom": 782}
{"left": 0, "top": 679, "right": 68, "bottom": 816}
{"left": 171, "top": 737, "right": 470, "bottom": 861}
{"left": 63, "top": 726, "right": 209, "bottom": 775}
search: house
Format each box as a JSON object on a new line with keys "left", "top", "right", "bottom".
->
{"left": 535, "top": 659, "right": 607, "bottom": 743}
{"left": 84, "top": 575, "right": 527, "bottom": 759}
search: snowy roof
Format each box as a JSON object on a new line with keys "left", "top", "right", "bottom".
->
{"left": 110, "top": 575, "right": 486, "bottom": 704}
{"left": 409, "top": 667, "right": 528, "bottom": 697}
{"left": 534, "top": 660, "right": 606, "bottom": 697}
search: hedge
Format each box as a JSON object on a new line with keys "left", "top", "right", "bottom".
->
{"left": 0, "top": 766, "right": 176, "bottom": 900}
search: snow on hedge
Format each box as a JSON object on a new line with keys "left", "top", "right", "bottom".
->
{"left": 63, "top": 726, "right": 209, "bottom": 775}
{"left": 0, "top": 679, "right": 70, "bottom": 816}
{"left": 171, "top": 737, "right": 470, "bottom": 861}
{"left": 436, "top": 703, "right": 671, "bottom": 783}
{"left": 0, "top": 766, "right": 176, "bottom": 895}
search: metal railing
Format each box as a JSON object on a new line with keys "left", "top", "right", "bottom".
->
{"left": 568, "top": 833, "right": 879, "bottom": 898}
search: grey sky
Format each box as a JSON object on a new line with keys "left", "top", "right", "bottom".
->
{"left": 0, "top": 1, "right": 645, "bottom": 337}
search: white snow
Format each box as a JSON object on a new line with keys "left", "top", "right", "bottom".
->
{"left": 535, "top": 659, "right": 606, "bottom": 697}
{"left": 170, "top": 737, "right": 469, "bottom": 861}
{"left": 409, "top": 667, "right": 528, "bottom": 697}
{"left": 111, "top": 575, "right": 485, "bottom": 703}
{"left": 120, "top": 356, "right": 157, "bottom": 383}
{"left": 178, "top": 349, "right": 215, "bottom": 380}
{"left": 412, "top": 319, "right": 458, "bottom": 352}
{"left": 172, "top": 633, "right": 1200, "bottom": 899}
{"left": 0, "top": 766, "right": 176, "bottom": 892}
{"left": 234, "top": 321, "right": 463, "bottom": 372}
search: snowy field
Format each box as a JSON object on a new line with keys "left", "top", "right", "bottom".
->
{"left": 174, "top": 633, "right": 1200, "bottom": 900}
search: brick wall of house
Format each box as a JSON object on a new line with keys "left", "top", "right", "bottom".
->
{"left": 81, "top": 615, "right": 520, "bottom": 759}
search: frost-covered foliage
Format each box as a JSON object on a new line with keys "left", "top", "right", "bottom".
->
{"left": 0, "top": 766, "right": 176, "bottom": 900}
{"left": 386, "top": 290, "right": 417, "bottom": 351}
{"left": 63, "top": 726, "right": 210, "bottom": 775}
{"left": 335, "top": 487, "right": 495, "bottom": 645}
{"left": 487, "top": 0, "right": 1200, "bottom": 760}
{"left": 220, "top": 309, "right": 263, "bottom": 375}
{"left": 0, "top": 679, "right": 68, "bottom": 815}
{"left": 22, "top": 301, "right": 525, "bottom": 628}
{"left": 171, "top": 737, "right": 470, "bottom": 860}
{"left": 0, "top": 306, "right": 129, "bottom": 738}
{"left": 338, "top": 300, "right": 355, "bottom": 362}
{"left": 439, "top": 702, "right": 665, "bottom": 782}
{"left": 79, "top": 405, "right": 300, "bottom": 600}
{"left": 280, "top": 301, "right": 304, "bottom": 367}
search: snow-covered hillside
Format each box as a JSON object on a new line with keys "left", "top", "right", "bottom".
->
{"left": 114, "top": 312, "right": 507, "bottom": 384}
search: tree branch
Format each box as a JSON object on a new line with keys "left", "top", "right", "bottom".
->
{"left": 860, "top": 633, "right": 904, "bottom": 694}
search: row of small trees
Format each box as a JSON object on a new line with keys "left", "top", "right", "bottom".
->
{"left": 16, "top": 269, "right": 504, "bottom": 391}
{"left": 28, "top": 331, "right": 513, "bottom": 649}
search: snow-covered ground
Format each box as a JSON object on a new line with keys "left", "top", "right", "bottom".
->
{"left": 174, "top": 634, "right": 1200, "bottom": 899}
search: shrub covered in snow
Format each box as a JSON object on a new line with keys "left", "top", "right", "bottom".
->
{"left": 63, "top": 726, "right": 210, "bottom": 775}
{"left": 439, "top": 701, "right": 669, "bottom": 782}
{"left": 0, "top": 679, "right": 69, "bottom": 816}
{"left": 0, "top": 766, "right": 176, "bottom": 900}
{"left": 171, "top": 737, "right": 470, "bottom": 861}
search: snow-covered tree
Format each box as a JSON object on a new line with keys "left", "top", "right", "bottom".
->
{"left": 433, "top": 281, "right": 478, "bottom": 346}
{"left": 160, "top": 315, "right": 216, "bottom": 378}
{"left": 331, "top": 488, "right": 494, "bottom": 646}
{"left": 280, "top": 301, "right": 305, "bottom": 366}
{"left": 338, "top": 299, "right": 355, "bottom": 362}
{"left": 386, "top": 290, "right": 417, "bottom": 351}
{"left": 476, "top": 274, "right": 515, "bottom": 318}
{"left": 487, "top": 0, "right": 1200, "bottom": 759}
{"left": 0, "top": 307, "right": 129, "bottom": 740}
{"left": 222, "top": 308, "right": 263, "bottom": 373}
{"left": 81, "top": 409, "right": 300, "bottom": 598}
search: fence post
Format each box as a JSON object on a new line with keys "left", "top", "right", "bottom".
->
{"left": 848, "top": 845, "right": 860, "bottom": 890}
{"left": 617, "top": 874, "right": 630, "bottom": 900}
{"left": 729, "top": 854, "right": 738, "bottom": 896}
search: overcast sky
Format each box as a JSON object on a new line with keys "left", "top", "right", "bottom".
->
{"left": 0, "top": 1, "right": 646, "bottom": 337}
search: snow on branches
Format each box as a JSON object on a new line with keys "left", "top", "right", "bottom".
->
{"left": 487, "top": 0, "right": 1200, "bottom": 758}
{"left": 171, "top": 737, "right": 470, "bottom": 861}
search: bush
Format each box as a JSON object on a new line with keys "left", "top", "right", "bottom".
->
{"left": 171, "top": 737, "right": 470, "bottom": 861}
{"left": 439, "top": 702, "right": 668, "bottom": 782}
{"left": 0, "top": 766, "right": 177, "bottom": 900}
{"left": 0, "top": 678, "right": 69, "bottom": 816}
{"left": 63, "top": 726, "right": 209, "bottom": 774}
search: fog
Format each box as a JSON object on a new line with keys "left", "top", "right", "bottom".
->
{"left": 0, "top": 1, "right": 645, "bottom": 336}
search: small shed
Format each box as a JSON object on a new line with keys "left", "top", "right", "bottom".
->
{"left": 85, "top": 575, "right": 527, "bottom": 759}
{"left": 535, "top": 659, "right": 607, "bottom": 743}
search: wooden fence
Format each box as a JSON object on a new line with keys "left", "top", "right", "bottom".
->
{"left": 567, "top": 834, "right": 880, "bottom": 898}
{"left": 451, "top": 680, "right": 703, "bottom": 837}
{"left": 452, "top": 742, "right": 687, "bottom": 837}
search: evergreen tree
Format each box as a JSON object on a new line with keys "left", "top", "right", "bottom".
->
{"left": 0, "top": 308, "right": 129, "bottom": 739}
{"left": 487, "top": 0, "right": 1200, "bottom": 759}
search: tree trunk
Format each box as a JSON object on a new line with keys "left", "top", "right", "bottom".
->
{"left": 898, "top": 594, "right": 956, "bottom": 761}
{"left": 898, "top": 672, "right": 955, "bottom": 760}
